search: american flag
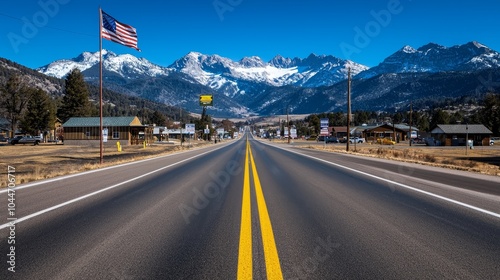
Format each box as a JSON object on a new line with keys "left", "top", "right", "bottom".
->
{"left": 101, "top": 10, "right": 140, "bottom": 51}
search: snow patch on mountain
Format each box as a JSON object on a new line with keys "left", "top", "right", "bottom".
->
{"left": 169, "top": 52, "right": 368, "bottom": 97}
{"left": 356, "top": 41, "right": 500, "bottom": 79}
{"left": 37, "top": 50, "right": 171, "bottom": 79}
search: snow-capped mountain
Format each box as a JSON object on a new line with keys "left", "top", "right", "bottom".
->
{"left": 168, "top": 52, "right": 369, "bottom": 97}
{"left": 34, "top": 41, "right": 500, "bottom": 117}
{"left": 37, "top": 50, "right": 172, "bottom": 79}
{"left": 357, "top": 41, "right": 500, "bottom": 79}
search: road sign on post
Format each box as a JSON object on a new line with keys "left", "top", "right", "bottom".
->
{"left": 185, "top": 123, "right": 195, "bottom": 135}
{"left": 320, "top": 118, "right": 329, "bottom": 136}
{"left": 199, "top": 95, "right": 213, "bottom": 106}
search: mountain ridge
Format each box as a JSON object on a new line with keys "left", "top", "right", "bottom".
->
{"left": 32, "top": 41, "right": 500, "bottom": 117}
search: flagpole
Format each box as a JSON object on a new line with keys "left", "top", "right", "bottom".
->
{"left": 99, "top": 7, "right": 104, "bottom": 164}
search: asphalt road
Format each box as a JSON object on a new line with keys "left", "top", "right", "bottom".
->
{"left": 1, "top": 131, "right": 499, "bottom": 279}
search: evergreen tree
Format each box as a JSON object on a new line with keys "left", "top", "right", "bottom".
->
{"left": 150, "top": 110, "right": 166, "bottom": 126}
{"left": 58, "top": 69, "right": 92, "bottom": 122}
{"left": 478, "top": 93, "right": 500, "bottom": 135}
{"left": 19, "top": 88, "right": 53, "bottom": 135}
{"left": 430, "top": 109, "right": 451, "bottom": 129}
{"left": 0, "top": 75, "right": 32, "bottom": 137}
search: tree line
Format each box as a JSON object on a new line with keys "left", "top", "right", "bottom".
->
{"left": 0, "top": 69, "right": 182, "bottom": 137}
{"left": 284, "top": 94, "right": 499, "bottom": 137}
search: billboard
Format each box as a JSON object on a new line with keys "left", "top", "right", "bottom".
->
{"left": 320, "top": 118, "right": 329, "bottom": 136}
{"left": 185, "top": 123, "right": 195, "bottom": 134}
{"left": 199, "top": 95, "right": 213, "bottom": 106}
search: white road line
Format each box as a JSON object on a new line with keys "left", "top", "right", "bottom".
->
{"left": 0, "top": 141, "right": 238, "bottom": 230}
{"left": 259, "top": 141, "right": 500, "bottom": 219}
{"left": 0, "top": 141, "right": 234, "bottom": 193}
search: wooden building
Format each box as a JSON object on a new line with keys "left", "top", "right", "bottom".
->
{"left": 62, "top": 116, "right": 153, "bottom": 145}
{"left": 430, "top": 124, "right": 492, "bottom": 146}
{"left": 361, "top": 124, "right": 408, "bottom": 142}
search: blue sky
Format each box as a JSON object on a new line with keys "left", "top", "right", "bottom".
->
{"left": 1, "top": 0, "right": 499, "bottom": 69}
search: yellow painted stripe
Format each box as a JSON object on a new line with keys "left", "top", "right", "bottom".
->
{"left": 237, "top": 140, "right": 252, "bottom": 280}
{"left": 249, "top": 144, "right": 284, "bottom": 280}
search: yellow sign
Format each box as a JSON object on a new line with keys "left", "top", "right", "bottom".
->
{"left": 199, "top": 95, "right": 213, "bottom": 106}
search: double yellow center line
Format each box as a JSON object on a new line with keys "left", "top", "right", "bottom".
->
{"left": 238, "top": 139, "right": 283, "bottom": 280}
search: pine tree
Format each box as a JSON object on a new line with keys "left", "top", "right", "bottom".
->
{"left": 150, "top": 110, "right": 166, "bottom": 126}
{"left": 430, "top": 109, "right": 451, "bottom": 129}
{"left": 58, "top": 69, "right": 93, "bottom": 122}
{"left": 479, "top": 93, "right": 500, "bottom": 135}
{"left": 0, "top": 75, "right": 33, "bottom": 137}
{"left": 19, "top": 88, "right": 52, "bottom": 135}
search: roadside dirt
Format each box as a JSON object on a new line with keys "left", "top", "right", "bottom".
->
{"left": 1, "top": 139, "right": 498, "bottom": 188}
{"left": 0, "top": 141, "right": 213, "bottom": 187}
{"left": 297, "top": 141, "right": 500, "bottom": 176}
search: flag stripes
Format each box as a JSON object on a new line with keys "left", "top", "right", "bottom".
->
{"left": 101, "top": 10, "right": 139, "bottom": 51}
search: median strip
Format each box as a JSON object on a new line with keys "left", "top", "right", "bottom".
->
{"left": 237, "top": 139, "right": 283, "bottom": 279}
{"left": 237, "top": 141, "right": 253, "bottom": 279}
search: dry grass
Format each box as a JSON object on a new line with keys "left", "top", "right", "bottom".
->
{"left": 303, "top": 143, "right": 500, "bottom": 176}
{"left": 0, "top": 141, "right": 213, "bottom": 187}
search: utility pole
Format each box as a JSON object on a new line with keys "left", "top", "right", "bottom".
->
{"left": 346, "top": 67, "right": 351, "bottom": 152}
{"left": 180, "top": 107, "right": 183, "bottom": 147}
{"left": 287, "top": 106, "right": 290, "bottom": 144}
{"left": 465, "top": 123, "right": 469, "bottom": 156}
{"left": 409, "top": 102, "right": 413, "bottom": 146}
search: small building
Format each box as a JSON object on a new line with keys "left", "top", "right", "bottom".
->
{"left": 331, "top": 126, "right": 348, "bottom": 138}
{"left": 0, "top": 118, "right": 10, "bottom": 138}
{"left": 431, "top": 124, "right": 492, "bottom": 146}
{"left": 361, "top": 124, "right": 408, "bottom": 142}
{"left": 62, "top": 116, "right": 153, "bottom": 146}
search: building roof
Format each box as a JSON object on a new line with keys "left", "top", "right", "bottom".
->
{"left": 431, "top": 124, "right": 492, "bottom": 134}
{"left": 332, "top": 126, "right": 347, "bottom": 133}
{"left": 394, "top": 124, "right": 419, "bottom": 132}
{"left": 63, "top": 116, "right": 142, "bottom": 127}
{"left": 362, "top": 123, "right": 407, "bottom": 133}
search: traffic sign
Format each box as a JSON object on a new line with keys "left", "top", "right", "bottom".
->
{"left": 199, "top": 95, "right": 213, "bottom": 106}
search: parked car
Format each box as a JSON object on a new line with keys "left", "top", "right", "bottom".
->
{"left": 317, "top": 136, "right": 328, "bottom": 142}
{"left": 9, "top": 136, "right": 24, "bottom": 145}
{"left": 0, "top": 135, "right": 8, "bottom": 143}
{"left": 377, "top": 138, "right": 395, "bottom": 145}
{"left": 11, "top": 135, "right": 42, "bottom": 145}
{"left": 325, "top": 137, "right": 339, "bottom": 143}
{"left": 349, "top": 137, "right": 365, "bottom": 144}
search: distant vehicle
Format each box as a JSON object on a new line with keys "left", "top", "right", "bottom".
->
{"left": 325, "top": 137, "right": 339, "bottom": 143}
{"left": 491, "top": 137, "right": 499, "bottom": 145}
{"left": 349, "top": 137, "right": 365, "bottom": 143}
{"left": 377, "top": 138, "right": 395, "bottom": 145}
{"left": 317, "top": 136, "right": 329, "bottom": 142}
{"left": 411, "top": 137, "right": 425, "bottom": 145}
{"left": 0, "top": 135, "right": 8, "bottom": 143}
{"left": 9, "top": 136, "right": 23, "bottom": 145}
{"left": 11, "top": 135, "right": 42, "bottom": 145}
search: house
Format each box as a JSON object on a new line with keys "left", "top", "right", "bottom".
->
{"left": 0, "top": 118, "right": 10, "bottom": 138}
{"left": 361, "top": 124, "right": 409, "bottom": 142}
{"left": 430, "top": 124, "right": 492, "bottom": 146}
{"left": 62, "top": 116, "right": 153, "bottom": 145}
{"left": 331, "top": 126, "right": 348, "bottom": 138}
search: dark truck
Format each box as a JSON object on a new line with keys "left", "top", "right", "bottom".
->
{"left": 11, "top": 135, "right": 42, "bottom": 145}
